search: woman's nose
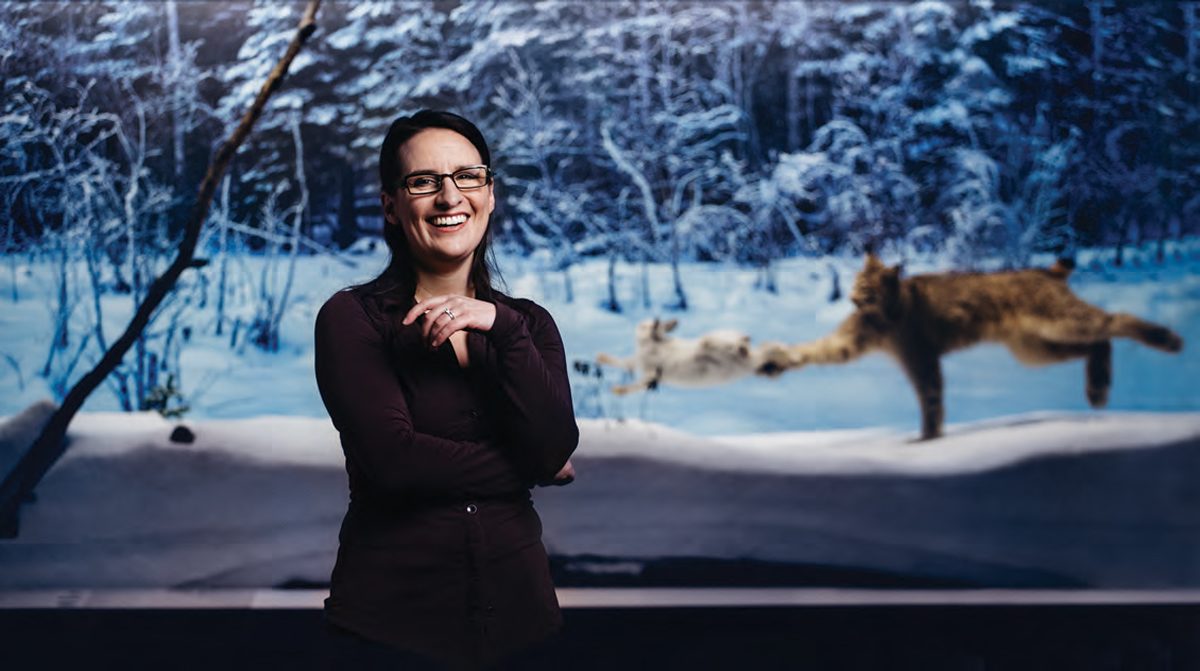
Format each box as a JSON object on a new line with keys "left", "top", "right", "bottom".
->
{"left": 434, "top": 178, "right": 464, "bottom": 207}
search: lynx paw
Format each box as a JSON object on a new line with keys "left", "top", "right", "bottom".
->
{"left": 755, "top": 343, "right": 798, "bottom": 377}
{"left": 1164, "top": 332, "right": 1184, "bottom": 353}
{"left": 756, "top": 361, "right": 785, "bottom": 377}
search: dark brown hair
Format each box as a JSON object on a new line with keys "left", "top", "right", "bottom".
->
{"left": 359, "top": 109, "right": 500, "bottom": 303}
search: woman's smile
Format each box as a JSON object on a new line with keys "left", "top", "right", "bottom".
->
{"left": 430, "top": 213, "right": 468, "bottom": 229}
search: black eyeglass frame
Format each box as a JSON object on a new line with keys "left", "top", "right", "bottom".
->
{"left": 397, "top": 165, "right": 494, "bottom": 195}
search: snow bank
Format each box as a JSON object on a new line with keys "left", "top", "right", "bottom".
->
{"left": 583, "top": 412, "right": 1200, "bottom": 476}
{"left": 34, "top": 409, "right": 1200, "bottom": 477}
{"left": 0, "top": 410, "right": 1196, "bottom": 590}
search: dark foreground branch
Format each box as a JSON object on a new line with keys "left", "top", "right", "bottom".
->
{"left": 0, "top": 0, "right": 323, "bottom": 538}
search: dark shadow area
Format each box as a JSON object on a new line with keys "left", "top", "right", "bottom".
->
{"left": 280, "top": 554, "right": 1062, "bottom": 591}
{"left": 2, "top": 603, "right": 1197, "bottom": 670}
{"left": 545, "top": 554, "right": 1076, "bottom": 588}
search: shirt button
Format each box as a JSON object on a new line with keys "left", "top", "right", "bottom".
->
{"left": 465, "top": 503, "right": 478, "bottom": 514}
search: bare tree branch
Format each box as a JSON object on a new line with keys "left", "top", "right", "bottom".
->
{"left": 0, "top": 0, "right": 323, "bottom": 538}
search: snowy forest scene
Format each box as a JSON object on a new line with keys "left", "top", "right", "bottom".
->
{"left": 1, "top": 1, "right": 1198, "bottom": 592}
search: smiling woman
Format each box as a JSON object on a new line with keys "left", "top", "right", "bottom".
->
{"left": 313, "top": 110, "right": 579, "bottom": 670}
{"left": 385, "top": 126, "right": 496, "bottom": 277}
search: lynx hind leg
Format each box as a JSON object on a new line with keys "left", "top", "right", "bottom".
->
{"left": 1085, "top": 340, "right": 1112, "bottom": 408}
{"left": 1108, "top": 314, "right": 1183, "bottom": 353}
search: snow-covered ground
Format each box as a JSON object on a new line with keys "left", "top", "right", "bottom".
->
{"left": 1, "top": 242, "right": 1196, "bottom": 434}
{"left": 0, "top": 407, "right": 1197, "bottom": 589}
{"left": 0, "top": 243, "right": 1197, "bottom": 589}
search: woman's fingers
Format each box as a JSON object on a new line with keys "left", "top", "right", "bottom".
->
{"left": 427, "top": 305, "right": 465, "bottom": 347}
{"left": 402, "top": 296, "right": 447, "bottom": 326}
{"left": 404, "top": 295, "right": 497, "bottom": 348}
{"left": 429, "top": 300, "right": 495, "bottom": 346}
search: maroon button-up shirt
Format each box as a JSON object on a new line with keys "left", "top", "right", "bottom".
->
{"left": 314, "top": 285, "right": 578, "bottom": 669}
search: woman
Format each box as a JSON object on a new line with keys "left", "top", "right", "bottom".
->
{"left": 314, "top": 110, "right": 578, "bottom": 670}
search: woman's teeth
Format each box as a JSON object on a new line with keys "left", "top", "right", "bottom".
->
{"left": 432, "top": 215, "right": 467, "bottom": 227}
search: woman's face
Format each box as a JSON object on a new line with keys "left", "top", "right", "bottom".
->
{"left": 382, "top": 127, "right": 494, "bottom": 273}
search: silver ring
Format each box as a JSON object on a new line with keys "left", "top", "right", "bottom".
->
{"left": 443, "top": 307, "right": 455, "bottom": 320}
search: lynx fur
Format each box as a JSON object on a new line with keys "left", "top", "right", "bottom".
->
{"left": 596, "top": 319, "right": 768, "bottom": 395}
{"left": 758, "top": 255, "right": 1184, "bottom": 439}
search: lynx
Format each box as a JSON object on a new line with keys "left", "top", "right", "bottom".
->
{"left": 596, "top": 318, "right": 766, "bottom": 395}
{"left": 758, "top": 255, "right": 1184, "bottom": 439}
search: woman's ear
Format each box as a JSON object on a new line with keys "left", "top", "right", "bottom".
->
{"left": 380, "top": 191, "right": 395, "bottom": 226}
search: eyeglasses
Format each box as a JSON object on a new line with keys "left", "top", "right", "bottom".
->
{"left": 400, "top": 166, "right": 493, "bottom": 195}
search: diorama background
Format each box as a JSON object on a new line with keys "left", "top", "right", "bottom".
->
{"left": 0, "top": 1, "right": 1197, "bottom": 591}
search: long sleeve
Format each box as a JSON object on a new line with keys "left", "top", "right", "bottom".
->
{"left": 314, "top": 291, "right": 525, "bottom": 500}
{"left": 483, "top": 298, "right": 580, "bottom": 482}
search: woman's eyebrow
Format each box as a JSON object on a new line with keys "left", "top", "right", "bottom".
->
{"left": 405, "top": 164, "right": 486, "bottom": 175}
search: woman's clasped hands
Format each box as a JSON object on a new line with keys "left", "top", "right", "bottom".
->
{"left": 403, "top": 294, "right": 496, "bottom": 349}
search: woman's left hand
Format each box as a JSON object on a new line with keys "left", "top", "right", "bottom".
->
{"left": 403, "top": 295, "right": 497, "bottom": 349}
{"left": 549, "top": 459, "right": 575, "bottom": 486}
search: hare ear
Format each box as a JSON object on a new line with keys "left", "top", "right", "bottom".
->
{"left": 663, "top": 318, "right": 679, "bottom": 332}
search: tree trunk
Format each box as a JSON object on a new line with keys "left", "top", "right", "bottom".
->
{"left": 336, "top": 162, "right": 357, "bottom": 249}
{"left": 166, "top": 0, "right": 185, "bottom": 183}
{"left": 669, "top": 220, "right": 688, "bottom": 311}
{"left": 1114, "top": 212, "right": 1128, "bottom": 267}
{"left": 561, "top": 252, "right": 574, "bottom": 304}
{"left": 270, "top": 109, "right": 308, "bottom": 351}
{"left": 215, "top": 174, "right": 231, "bottom": 336}
{"left": 1088, "top": 1, "right": 1105, "bottom": 135}
{"left": 605, "top": 253, "right": 620, "bottom": 313}
{"left": 641, "top": 258, "right": 651, "bottom": 310}
{"left": 805, "top": 71, "right": 816, "bottom": 143}
{"left": 1187, "top": 3, "right": 1198, "bottom": 103}
{"left": 600, "top": 123, "right": 661, "bottom": 249}
{"left": 40, "top": 241, "right": 70, "bottom": 379}
{"left": 0, "top": 0, "right": 324, "bottom": 538}
{"left": 786, "top": 68, "right": 799, "bottom": 152}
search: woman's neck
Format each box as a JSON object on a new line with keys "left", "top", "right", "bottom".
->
{"left": 414, "top": 265, "right": 472, "bottom": 299}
